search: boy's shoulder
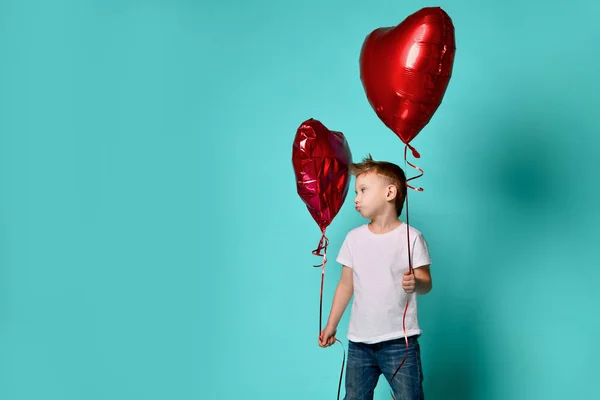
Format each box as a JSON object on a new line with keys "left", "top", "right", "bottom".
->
{"left": 406, "top": 224, "right": 425, "bottom": 236}
{"left": 345, "top": 224, "right": 369, "bottom": 238}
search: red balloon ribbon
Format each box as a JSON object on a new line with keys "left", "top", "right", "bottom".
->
{"left": 311, "top": 229, "right": 329, "bottom": 334}
{"left": 312, "top": 230, "right": 346, "bottom": 400}
{"left": 389, "top": 144, "right": 424, "bottom": 400}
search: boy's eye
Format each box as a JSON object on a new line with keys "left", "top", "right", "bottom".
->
{"left": 361, "top": 188, "right": 366, "bottom": 192}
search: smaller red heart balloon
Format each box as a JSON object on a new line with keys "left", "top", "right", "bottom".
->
{"left": 292, "top": 119, "right": 352, "bottom": 232}
{"left": 360, "top": 7, "right": 456, "bottom": 145}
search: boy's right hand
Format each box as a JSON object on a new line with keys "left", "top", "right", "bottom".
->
{"left": 318, "top": 325, "right": 337, "bottom": 348}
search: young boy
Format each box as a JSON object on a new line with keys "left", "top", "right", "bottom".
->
{"left": 319, "top": 155, "right": 432, "bottom": 400}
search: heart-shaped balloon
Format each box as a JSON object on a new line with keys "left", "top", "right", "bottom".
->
{"left": 360, "top": 7, "right": 456, "bottom": 145}
{"left": 292, "top": 119, "right": 352, "bottom": 232}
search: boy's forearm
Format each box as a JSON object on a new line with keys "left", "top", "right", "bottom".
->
{"left": 326, "top": 283, "right": 353, "bottom": 329}
{"left": 415, "top": 276, "right": 432, "bottom": 294}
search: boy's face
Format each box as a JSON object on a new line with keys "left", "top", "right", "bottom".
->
{"left": 354, "top": 172, "right": 394, "bottom": 219}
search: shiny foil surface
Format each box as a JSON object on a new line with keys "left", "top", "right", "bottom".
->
{"left": 360, "top": 7, "right": 456, "bottom": 144}
{"left": 292, "top": 118, "right": 352, "bottom": 232}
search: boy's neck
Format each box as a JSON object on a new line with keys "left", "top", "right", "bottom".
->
{"left": 368, "top": 214, "right": 403, "bottom": 234}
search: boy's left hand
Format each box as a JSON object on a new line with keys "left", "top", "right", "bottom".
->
{"left": 402, "top": 271, "right": 416, "bottom": 293}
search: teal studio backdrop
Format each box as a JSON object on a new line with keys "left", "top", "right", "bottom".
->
{"left": 1, "top": 0, "right": 599, "bottom": 399}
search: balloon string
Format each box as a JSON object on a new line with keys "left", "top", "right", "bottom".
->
{"left": 405, "top": 143, "right": 424, "bottom": 192}
{"left": 312, "top": 230, "right": 329, "bottom": 334}
{"left": 313, "top": 231, "right": 346, "bottom": 400}
{"left": 390, "top": 144, "right": 424, "bottom": 400}
{"left": 334, "top": 339, "right": 346, "bottom": 400}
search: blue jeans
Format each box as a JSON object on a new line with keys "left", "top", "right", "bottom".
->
{"left": 344, "top": 336, "right": 424, "bottom": 400}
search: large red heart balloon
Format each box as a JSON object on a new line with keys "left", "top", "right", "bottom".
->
{"left": 360, "top": 7, "right": 456, "bottom": 145}
{"left": 292, "top": 119, "right": 352, "bottom": 232}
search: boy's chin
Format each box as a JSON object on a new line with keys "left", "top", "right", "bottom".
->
{"left": 358, "top": 210, "right": 371, "bottom": 219}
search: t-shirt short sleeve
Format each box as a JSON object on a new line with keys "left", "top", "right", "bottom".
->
{"left": 336, "top": 233, "right": 353, "bottom": 268}
{"left": 411, "top": 233, "right": 432, "bottom": 268}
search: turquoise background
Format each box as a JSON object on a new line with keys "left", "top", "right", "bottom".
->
{"left": 1, "top": 0, "right": 599, "bottom": 399}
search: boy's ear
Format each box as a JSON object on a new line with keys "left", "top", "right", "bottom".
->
{"left": 386, "top": 184, "right": 397, "bottom": 201}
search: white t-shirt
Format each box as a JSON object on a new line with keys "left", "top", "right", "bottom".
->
{"left": 336, "top": 223, "right": 432, "bottom": 344}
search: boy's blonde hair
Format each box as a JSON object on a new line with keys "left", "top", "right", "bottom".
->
{"left": 350, "top": 154, "right": 407, "bottom": 217}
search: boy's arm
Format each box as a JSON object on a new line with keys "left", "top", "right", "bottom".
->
{"left": 413, "top": 265, "right": 432, "bottom": 294}
{"left": 325, "top": 266, "right": 354, "bottom": 330}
